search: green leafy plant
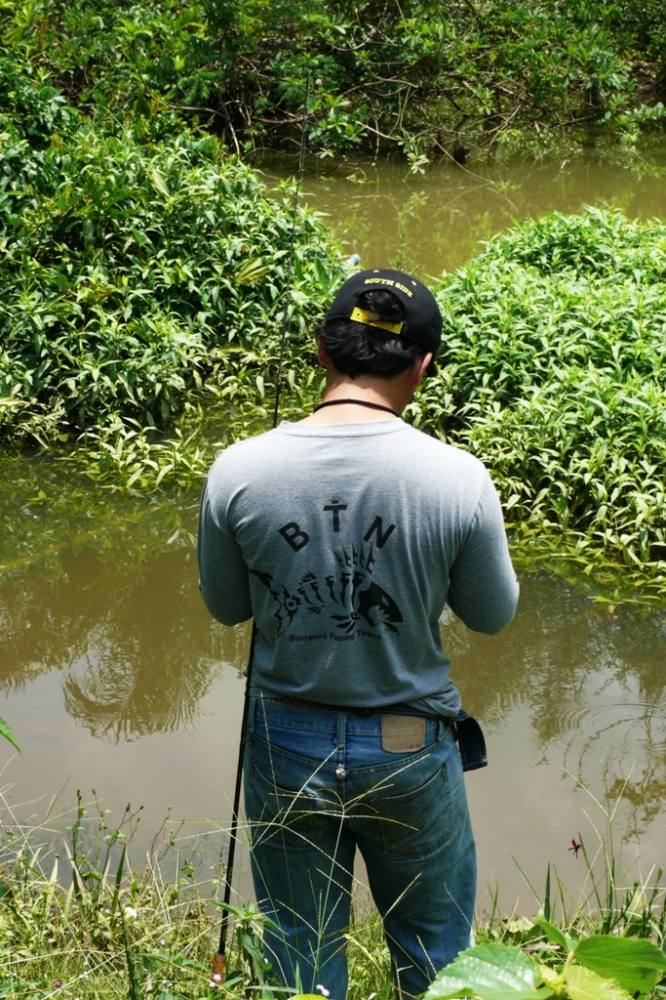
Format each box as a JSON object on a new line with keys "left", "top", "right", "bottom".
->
{"left": 1, "top": 0, "right": 664, "bottom": 161}
{"left": 0, "top": 71, "right": 342, "bottom": 453}
{"left": 426, "top": 924, "right": 666, "bottom": 1000}
{"left": 414, "top": 207, "right": 666, "bottom": 598}
{"left": 0, "top": 717, "right": 20, "bottom": 752}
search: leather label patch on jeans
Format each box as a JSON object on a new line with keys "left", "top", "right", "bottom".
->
{"left": 381, "top": 715, "right": 426, "bottom": 752}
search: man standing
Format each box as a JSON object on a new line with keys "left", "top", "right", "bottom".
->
{"left": 198, "top": 268, "right": 519, "bottom": 998}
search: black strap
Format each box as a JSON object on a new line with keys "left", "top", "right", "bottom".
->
{"left": 264, "top": 693, "right": 377, "bottom": 716}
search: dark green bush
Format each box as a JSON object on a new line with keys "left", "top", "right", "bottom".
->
{"left": 413, "top": 208, "right": 665, "bottom": 588}
{"left": 1, "top": 0, "right": 664, "bottom": 160}
{"left": 0, "top": 103, "right": 342, "bottom": 448}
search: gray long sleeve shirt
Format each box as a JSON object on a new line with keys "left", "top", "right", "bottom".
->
{"left": 198, "top": 418, "right": 519, "bottom": 718}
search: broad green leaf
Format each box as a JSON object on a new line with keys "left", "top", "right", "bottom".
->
{"left": 0, "top": 717, "right": 20, "bottom": 752}
{"left": 237, "top": 257, "right": 269, "bottom": 285}
{"left": 149, "top": 167, "right": 170, "bottom": 199}
{"left": 533, "top": 915, "right": 574, "bottom": 953}
{"left": 564, "top": 965, "right": 631, "bottom": 1000}
{"left": 574, "top": 936, "right": 666, "bottom": 995}
{"left": 426, "top": 944, "right": 553, "bottom": 1000}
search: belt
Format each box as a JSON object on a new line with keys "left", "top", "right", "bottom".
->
{"left": 261, "top": 693, "right": 377, "bottom": 717}
{"left": 259, "top": 693, "right": 455, "bottom": 726}
{"left": 256, "top": 693, "right": 485, "bottom": 771}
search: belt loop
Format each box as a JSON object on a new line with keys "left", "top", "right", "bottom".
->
{"left": 336, "top": 711, "right": 346, "bottom": 752}
{"left": 248, "top": 692, "right": 258, "bottom": 735}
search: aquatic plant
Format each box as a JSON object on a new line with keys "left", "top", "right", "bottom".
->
{"left": 0, "top": 92, "right": 341, "bottom": 450}
{"left": 415, "top": 207, "right": 666, "bottom": 598}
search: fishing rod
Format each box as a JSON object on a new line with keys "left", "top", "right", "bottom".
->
{"left": 211, "top": 73, "right": 312, "bottom": 989}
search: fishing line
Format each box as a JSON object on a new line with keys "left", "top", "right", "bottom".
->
{"left": 272, "top": 74, "right": 312, "bottom": 428}
{"left": 211, "top": 72, "right": 312, "bottom": 988}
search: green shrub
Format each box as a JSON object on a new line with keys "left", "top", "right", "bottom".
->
{"left": 1, "top": 0, "right": 663, "bottom": 160}
{"left": 0, "top": 96, "right": 342, "bottom": 449}
{"left": 413, "top": 208, "right": 665, "bottom": 591}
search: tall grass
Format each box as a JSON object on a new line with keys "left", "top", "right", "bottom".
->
{"left": 0, "top": 783, "right": 663, "bottom": 999}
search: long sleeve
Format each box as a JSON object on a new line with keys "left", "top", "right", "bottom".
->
{"left": 447, "top": 472, "right": 519, "bottom": 634}
{"left": 197, "top": 478, "right": 252, "bottom": 626}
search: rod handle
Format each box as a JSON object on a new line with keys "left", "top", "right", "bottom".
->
{"left": 210, "top": 952, "right": 226, "bottom": 988}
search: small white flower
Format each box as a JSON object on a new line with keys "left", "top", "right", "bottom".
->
{"left": 124, "top": 905, "right": 138, "bottom": 920}
{"left": 316, "top": 985, "right": 330, "bottom": 997}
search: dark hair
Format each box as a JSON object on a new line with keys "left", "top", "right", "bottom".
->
{"left": 317, "top": 289, "right": 426, "bottom": 378}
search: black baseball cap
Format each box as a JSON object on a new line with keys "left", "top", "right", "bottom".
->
{"left": 324, "top": 268, "right": 442, "bottom": 373}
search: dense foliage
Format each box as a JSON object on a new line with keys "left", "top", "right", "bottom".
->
{"left": 0, "top": 0, "right": 664, "bottom": 162}
{"left": 414, "top": 208, "right": 666, "bottom": 593}
{"left": 0, "top": 72, "right": 342, "bottom": 454}
{"left": 1, "top": 87, "right": 664, "bottom": 596}
{"left": 0, "top": 67, "right": 664, "bottom": 594}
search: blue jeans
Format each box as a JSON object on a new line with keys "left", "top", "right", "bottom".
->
{"left": 243, "top": 694, "right": 476, "bottom": 999}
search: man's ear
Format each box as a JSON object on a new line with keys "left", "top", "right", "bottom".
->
{"left": 414, "top": 352, "right": 433, "bottom": 386}
{"left": 317, "top": 340, "right": 330, "bottom": 367}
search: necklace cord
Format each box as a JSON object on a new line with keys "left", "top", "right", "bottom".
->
{"left": 314, "top": 398, "right": 399, "bottom": 417}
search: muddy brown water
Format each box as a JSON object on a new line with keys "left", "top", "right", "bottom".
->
{"left": 1, "top": 149, "right": 665, "bottom": 915}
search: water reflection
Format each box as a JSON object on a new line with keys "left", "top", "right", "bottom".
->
{"left": 0, "top": 545, "right": 249, "bottom": 740}
{"left": 264, "top": 145, "right": 666, "bottom": 276}
{"left": 446, "top": 573, "right": 665, "bottom": 838}
{"left": 1, "top": 525, "right": 664, "bottom": 840}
